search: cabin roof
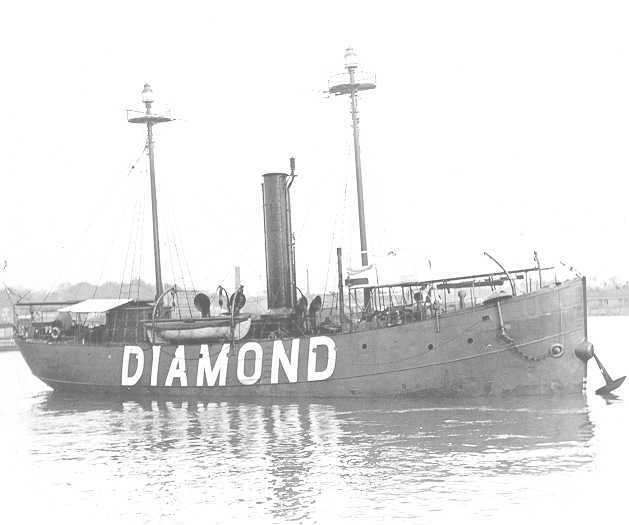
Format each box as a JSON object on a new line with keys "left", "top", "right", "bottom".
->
{"left": 16, "top": 300, "right": 79, "bottom": 307}
{"left": 58, "top": 298, "right": 134, "bottom": 314}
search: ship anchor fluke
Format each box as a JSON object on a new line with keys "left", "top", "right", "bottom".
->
{"left": 592, "top": 351, "right": 625, "bottom": 396}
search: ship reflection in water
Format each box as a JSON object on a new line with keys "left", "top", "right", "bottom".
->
{"left": 25, "top": 393, "right": 595, "bottom": 523}
{"left": 3, "top": 318, "right": 626, "bottom": 523}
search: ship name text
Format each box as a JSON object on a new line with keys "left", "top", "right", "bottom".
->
{"left": 120, "top": 336, "right": 337, "bottom": 387}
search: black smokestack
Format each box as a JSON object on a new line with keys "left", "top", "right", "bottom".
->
{"left": 262, "top": 172, "right": 295, "bottom": 311}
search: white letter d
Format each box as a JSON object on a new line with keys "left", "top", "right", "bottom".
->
{"left": 121, "top": 345, "right": 144, "bottom": 386}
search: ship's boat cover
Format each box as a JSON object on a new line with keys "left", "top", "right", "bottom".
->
{"left": 58, "top": 298, "right": 133, "bottom": 314}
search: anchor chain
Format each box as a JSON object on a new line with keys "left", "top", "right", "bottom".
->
{"left": 494, "top": 300, "right": 551, "bottom": 362}
{"left": 509, "top": 340, "right": 551, "bottom": 362}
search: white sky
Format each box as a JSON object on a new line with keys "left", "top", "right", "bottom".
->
{"left": 2, "top": 0, "right": 629, "bottom": 294}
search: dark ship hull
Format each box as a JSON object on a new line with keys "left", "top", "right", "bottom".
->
{"left": 17, "top": 278, "right": 589, "bottom": 398}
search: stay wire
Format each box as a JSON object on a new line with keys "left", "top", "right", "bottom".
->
{"left": 125, "top": 145, "right": 150, "bottom": 298}
{"left": 321, "top": 171, "right": 349, "bottom": 309}
{"left": 41, "top": 145, "right": 148, "bottom": 302}
{"left": 135, "top": 189, "right": 147, "bottom": 300}
{"left": 127, "top": 190, "right": 147, "bottom": 299}
{"left": 168, "top": 206, "right": 197, "bottom": 295}
{"left": 166, "top": 206, "right": 195, "bottom": 314}
{"left": 164, "top": 221, "right": 179, "bottom": 316}
{"left": 126, "top": 188, "right": 146, "bottom": 299}
{"left": 172, "top": 234, "right": 193, "bottom": 316}
{"left": 119, "top": 194, "right": 143, "bottom": 299}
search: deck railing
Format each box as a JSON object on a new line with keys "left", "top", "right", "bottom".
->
{"left": 336, "top": 266, "right": 559, "bottom": 333}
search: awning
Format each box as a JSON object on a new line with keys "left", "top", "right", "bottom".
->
{"left": 58, "top": 298, "right": 133, "bottom": 314}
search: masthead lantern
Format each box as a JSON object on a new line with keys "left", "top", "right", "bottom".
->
{"left": 344, "top": 47, "right": 358, "bottom": 70}
{"left": 141, "top": 83, "right": 154, "bottom": 106}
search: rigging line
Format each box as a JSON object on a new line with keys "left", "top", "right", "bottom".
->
{"left": 117, "top": 162, "right": 150, "bottom": 300}
{"left": 45, "top": 146, "right": 149, "bottom": 303}
{"left": 164, "top": 220, "right": 180, "bottom": 317}
{"left": 167, "top": 205, "right": 196, "bottom": 294}
{"left": 91, "top": 214, "right": 127, "bottom": 299}
{"left": 172, "top": 235, "right": 193, "bottom": 316}
{"left": 165, "top": 206, "right": 194, "bottom": 315}
{"left": 40, "top": 208, "right": 101, "bottom": 303}
{"left": 182, "top": 245, "right": 197, "bottom": 295}
{"left": 165, "top": 219, "right": 183, "bottom": 315}
{"left": 161, "top": 193, "right": 178, "bottom": 296}
{"left": 94, "top": 167, "right": 149, "bottom": 299}
{"left": 112, "top": 147, "right": 150, "bottom": 299}
{"left": 321, "top": 171, "right": 350, "bottom": 309}
{"left": 321, "top": 182, "right": 344, "bottom": 305}
{"left": 135, "top": 189, "right": 148, "bottom": 300}
{"left": 163, "top": 209, "right": 182, "bottom": 288}
{"left": 126, "top": 145, "right": 149, "bottom": 177}
{"left": 128, "top": 154, "right": 150, "bottom": 299}
{"left": 91, "top": 158, "right": 142, "bottom": 299}
{"left": 126, "top": 191, "right": 145, "bottom": 299}
{"left": 119, "top": 194, "right": 143, "bottom": 299}
{"left": 161, "top": 223, "right": 172, "bottom": 301}
{"left": 338, "top": 127, "right": 355, "bottom": 271}
{"left": 130, "top": 195, "right": 146, "bottom": 299}
{"left": 38, "top": 145, "right": 149, "bottom": 303}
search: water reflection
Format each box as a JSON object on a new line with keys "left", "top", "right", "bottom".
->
{"left": 30, "top": 393, "right": 594, "bottom": 522}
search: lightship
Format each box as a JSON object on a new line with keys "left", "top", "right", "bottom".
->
{"left": 16, "top": 49, "right": 625, "bottom": 398}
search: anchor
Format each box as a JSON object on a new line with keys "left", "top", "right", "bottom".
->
{"left": 576, "top": 278, "right": 625, "bottom": 396}
{"left": 592, "top": 351, "right": 626, "bottom": 396}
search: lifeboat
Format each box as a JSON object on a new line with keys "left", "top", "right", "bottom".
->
{"left": 146, "top": 316, "right": 252, "bottom": 344}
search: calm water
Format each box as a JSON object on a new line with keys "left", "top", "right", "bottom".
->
{"left": 1, "top": 317, "right": 627, "bottom": 524}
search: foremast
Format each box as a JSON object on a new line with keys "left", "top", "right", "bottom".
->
{"left": 127, "top": 84, "right": 173, "bottom": 307}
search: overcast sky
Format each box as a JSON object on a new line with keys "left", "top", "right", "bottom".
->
{"left": 2, "top": 1, "right": 629, "bottom": 295}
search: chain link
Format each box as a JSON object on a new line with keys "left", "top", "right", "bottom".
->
{"left": 509, "top": 340, "right": 551, "bottom": 362}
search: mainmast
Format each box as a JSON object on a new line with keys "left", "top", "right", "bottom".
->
{"left": 329, "top": 47, "right": 376, "bottom": 303}
{"left": 127, "top": 84, "right": 173, "bottom": 305}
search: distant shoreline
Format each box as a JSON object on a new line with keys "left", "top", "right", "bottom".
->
{"left": 588, "top": 287, "right": 629, "bottom": 316}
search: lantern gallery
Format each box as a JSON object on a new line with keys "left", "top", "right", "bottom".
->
{"left": 121, "top": 336, "right": 337, "bottom": 387}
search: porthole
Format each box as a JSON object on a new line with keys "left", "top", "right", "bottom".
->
{"left": 467, "top": 337, "right": 474, "bottom": 344}
{"left": 549, "top": 343, "right": 564, "bottom": 358}
{"left": 427, "top": 343, "right": 434, "bottom": 350}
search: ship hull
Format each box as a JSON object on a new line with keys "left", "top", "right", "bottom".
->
{"left": 17, "top": 279, "right": 588, "bottom": 398}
